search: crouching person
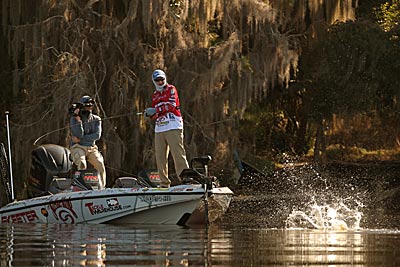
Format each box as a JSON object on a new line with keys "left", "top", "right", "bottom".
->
{"left": 69, "top": 95, "right": 106, "bottom": 189}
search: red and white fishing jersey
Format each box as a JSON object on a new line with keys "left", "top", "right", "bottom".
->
{"left": 151, "top": 84, "right": 183, "bottom": 133}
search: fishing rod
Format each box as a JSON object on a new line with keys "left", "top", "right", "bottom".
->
{"left": 32, "top": 106, "right": 231, "bottom": 146}
{"left": 5, "top": 111, "right": 15, "bottom": 202}
{"left": 33, "top": 110, "right": 144, "bottom": 146}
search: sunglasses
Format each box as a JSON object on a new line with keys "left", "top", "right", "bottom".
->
{"left": 155, "top": 78, "right": 165, "bottom": 82}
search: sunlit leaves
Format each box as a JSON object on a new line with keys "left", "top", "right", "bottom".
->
{"left": 374, "top": 0, "right": 400, "bottom": 32}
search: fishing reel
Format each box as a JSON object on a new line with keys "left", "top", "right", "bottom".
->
{"left": 68, "top": 102, "right": 83, "bottom": 117}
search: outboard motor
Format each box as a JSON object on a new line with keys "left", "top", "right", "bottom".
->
{"left": 29, "top": 144, "right": 73, "bottom": 197}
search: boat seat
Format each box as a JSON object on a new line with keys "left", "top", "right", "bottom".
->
{"left": 48, "top": 177, "right": 72, "bottom": 193}
{"left": 180, "top": 168, "right": 203, "bottom": 179}
{"left": 190, "top": 155, "right": 212, "bottom": 168}
{"left": 180, "top": 168, "right": 211, "bottom": 185}
{"left": 181, "top": 177, "right": 200, "bottom": 184}
{"left": 114, "top": 177, "right": 143, "bottom": 188}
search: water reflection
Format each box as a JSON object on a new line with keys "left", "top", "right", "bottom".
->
{"left": 1, "top": 223, "right": 400, "bottom": 266}
{"left": 230, "top": 228, "right": 400, "bottom": 266}
{"left": 282, "top": 230, "right": 364, "bottom": 265}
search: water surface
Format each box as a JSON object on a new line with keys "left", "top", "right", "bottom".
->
{"left": 3, "top": 161, "right": 400, "bottom": 266}
{"left": 1, "top": 223, "right": 400, "bottom": 266}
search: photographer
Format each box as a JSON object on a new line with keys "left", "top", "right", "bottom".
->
{"left": 69, "top": 95, "right": 106, "bottom": 189}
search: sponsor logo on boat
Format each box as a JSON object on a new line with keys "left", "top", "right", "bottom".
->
{"left": 130, "top": 187, "right": 140, "bottom": 192}
{"left": 139, "top": 195, "right": 172, "bottom": 204}
{"left": 84, "top": 175, "right": 98, "bottom": 182}
{"left": 171, "top": 187, "right": 185, "bottom": 192}
{"left": 107, "top": 198, "right": 119, "bottom": 206}
{"left": 85, "top": 198, "right": 123, "bottom": 215}
{"left": 49, "top": 200, "right": 78, "bottom": 223}
{"left": 41, "top": 208, "right": 48, "bottom": 217}
{"left": 148, "top": 173, "right": 160, "bottom": 181}
{"left": 1, "top": 210, "right": 38, "bottom": 223}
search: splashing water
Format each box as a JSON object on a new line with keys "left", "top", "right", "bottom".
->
{"left": 270, "top": 155, "right": 365, "bottom": 230}
{"left": 285, "top": 199, "right": 363, "bottom": 230}
{"left": 233, "top": 154, "right": 372, "bottom": 229}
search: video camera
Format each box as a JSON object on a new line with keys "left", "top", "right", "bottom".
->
{"left": 68, "top": 102, "right": 83, "bottom": 117}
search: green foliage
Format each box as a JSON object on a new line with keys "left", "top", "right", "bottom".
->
{"left": 207, "top": 15, "right": 223, "bottom": 46}
{"left": 325, "top": 144, "right": 400, "bottom": 161}
{"left": 239, "top": 103, "right": 295, "bottom": 155}
{"left": 374, "top": 0, "right": 400, "bottom": 31}
{"left": 302, "top": 20, "right": 399, "bottom": 121}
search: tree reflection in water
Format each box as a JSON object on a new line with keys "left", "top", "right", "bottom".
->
{"left": 1, "top": 223, "right": 400, "bottom": 266}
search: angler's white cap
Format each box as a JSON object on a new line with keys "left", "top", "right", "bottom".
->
{"left": 152, "top": 69, "right": 167, "bottom": 92}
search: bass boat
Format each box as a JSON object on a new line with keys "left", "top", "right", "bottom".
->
{"left": 0, "top": 140, "right": 233, "bottom": 226}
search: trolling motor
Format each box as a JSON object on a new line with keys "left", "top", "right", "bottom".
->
{"left": 180, "top": 155, "right": 218, "bottom": 190}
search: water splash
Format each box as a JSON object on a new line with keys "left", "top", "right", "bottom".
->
{"left": 231, "top": 154, "right": 374, "bottom": 229}
{"left": 275, "top": 155, "right": 365, "bottom": 230}
{"left": 285, "top": 198, "right": 363, "bottom": 230}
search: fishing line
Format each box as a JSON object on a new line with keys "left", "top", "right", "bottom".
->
{"left": 33, "top": 111, "right": 141, "bottom": 146}
{"left": 105, "top": 165, "right": 138, "bottom": 177}
{"left": 27, "top": 106, "right": 231, "bottom": 146}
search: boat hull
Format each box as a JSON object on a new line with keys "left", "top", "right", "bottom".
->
{"left": 0, "top": 184, "right": 233, "bottom": 226}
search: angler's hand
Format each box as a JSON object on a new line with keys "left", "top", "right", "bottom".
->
{"left": 74, "top": 109, "right": 81, "bottom": 122}
{"left": 156, "top": 103, "right": 176, "bottom": 115}
{"left": 143, "top": 108, "right": 157, "bottom": 117}
{"left": 71, "top": 136, "right": 80, "bottom": 143}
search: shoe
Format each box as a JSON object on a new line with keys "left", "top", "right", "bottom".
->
{"left": 160, "top": 183, "right": 170, "bottom": 188}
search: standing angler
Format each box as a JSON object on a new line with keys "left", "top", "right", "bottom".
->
{"left": 144, "top": 69, "right": 189, "bottom": 188}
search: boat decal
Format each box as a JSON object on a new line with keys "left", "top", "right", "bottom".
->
{"left": 139, "top": 195, "right": 172, "bottom": 205}
{"left": 148, "top": 173, "right": 160, "bottom": 181}
{"left": 41, "top": 208, "right": 49, "bottom": 217}
{"left": 171, "top": 187, "right": 185, "bottom": 192}
{"left": 0, "top": 191, "right": 205, "bottom": 214}
{"left": 85, "top": 198, "right": 127, "bottom": 215}
{"left": 151, "top": 188, "right": 169, "bottom": 191}
{"left": 84, "top": 174, "right": 98, "bottom": 182}
{"left": 49, "top": 200, "right": 78, "bottom": 223}
{"left": 130, "top": 187, "right": 141, "bottom": 192}
{"left": 1, "top": 210, "right": 39, "bottom": 223}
